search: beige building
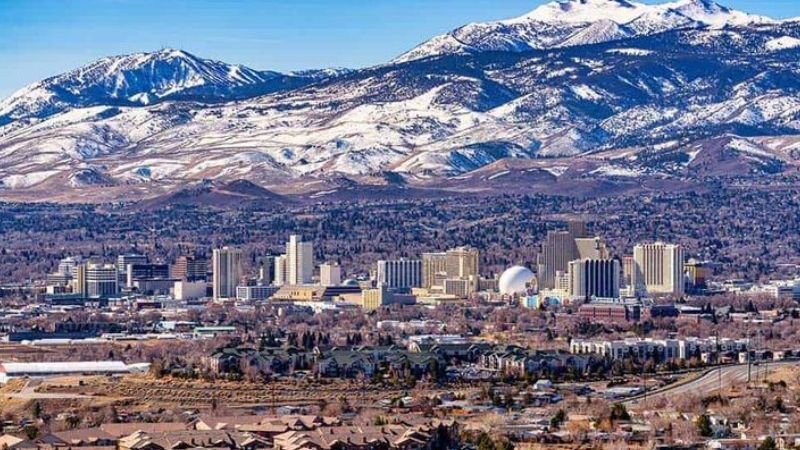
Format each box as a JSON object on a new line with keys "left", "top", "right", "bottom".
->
{"left": 422, "top": 252, "right": 447, "bottom": 289}
{"left": 362, "top": 284, "right": 392, "bottom": 310}
{"left": 319, "top": 262, "right": 342, "bottom": 287}
{"left": 286, "top": 234, "right": 313, "bottom": 285}
{"left": 212, "top": 247, "right": 242, "bottom": 300}
{"left": 273, "top": 254, "right": 288, "bottom": 286}
{"left": 537, "top": 230, "right": 577, "bottom": 290}
{"left": 632, "top": 243, "right": 684, "bottom": 296}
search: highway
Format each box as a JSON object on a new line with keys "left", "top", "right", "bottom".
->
{"left": 625, "top": 360, "right": 798, "bottom": 405}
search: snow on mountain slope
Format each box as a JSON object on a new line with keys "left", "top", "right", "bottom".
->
{"left": 0, "top": 48, "right": 321, "bottom": 125}
{"left": 395, "top": 0, "right": 776, "bottom": 62}
{"left": 3, "top": 2, "right": 800, "bottom": 197}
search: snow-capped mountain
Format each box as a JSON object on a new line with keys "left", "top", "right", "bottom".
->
{"left": 0, "top": 48, "right": 323, "bottom": 126}
{"left": 395, "top": 0, "right": 773, "bottom": 62}
{"left": 2, "top": 0, "right": 800, "bottom": 200}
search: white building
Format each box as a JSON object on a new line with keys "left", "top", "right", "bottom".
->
{"left": 287, "top": 235, "right": 313, "bottom": 285}
{"left": 0, "top": 361, "right": 135, "bottom": 384}
{"left": 212, "top": 247, "right": 242, "bottom": 300}
{"left": 236, "top": 285, "right": 279, "bottom": 301}
{"left": 86, "top": 263, "right": 118, "bottom": 298}
{"left": 570, "top": 337, "right": 749, "bottom": 361}
{"left": 173, "top": 280, "right": 208, "bottom": 301}
{"left": 632, "top": 243, "right": 684, "bottom": 297}
{"left": 376, "top": 259, "right": 422, "bottom": 289}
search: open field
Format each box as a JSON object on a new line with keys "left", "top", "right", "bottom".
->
{"left": 30, "top": 374, "right": 465, "bottom": 409}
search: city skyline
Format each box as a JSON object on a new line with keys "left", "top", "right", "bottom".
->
{"left": 3, "top": 0, "right": 800, "bottom": 98}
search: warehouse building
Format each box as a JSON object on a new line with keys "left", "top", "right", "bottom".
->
{"left": 0, "top": 361, "right": 135, "bottom": 383}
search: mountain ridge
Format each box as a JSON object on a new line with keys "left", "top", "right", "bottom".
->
{"left": 2, "top": 0, "right": 800, "bottom": 201}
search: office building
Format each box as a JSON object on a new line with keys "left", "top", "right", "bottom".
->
{"left": 632, "top": 243, "right": 685, "bottom": 296}
{"left": 362, "top": 284, "right": 392, "bottom": 310}
{"left": 173, "top": 281, "right": 208, "bottom": 301}
{"left": 319, "top": 262, "right": 342, "bottom": 287}
{"left": 259, "top": 256, "right": 275, "bottom": 285}
{"left": 116, "top": 254, "right": 148, "bottom": 282}
{"left": 126, "top": 263, "right": 170, "bottom": 288}
{"left": 537, "top": 231, "right": 577, "bottom": 290}
{"left": 578, "top": 299, "right": 641, "bottom": 323}
{"left": 86, "top": 263, "right": 118, "bottom": 299}
{"left": 72, "top": 264, "right": 87, "bottom": 296}
{"left": 376, "top": 259, "right": 422, "bottom": 289}
{"left": 443, "top": 279, "right": 471, "bottom": 299}
{"left": 286, "top": 235, "right": 313, "bottom": 285}
{"left": 537, "top": 221, "right": 597, "bottom": 290}
{"left": 274, "top": 255, "right": 288, "bottom": 286}
{"left": 57, "top": 257, "right": 81, "bottom": 277}
{"left": 568, "top": 259, "right": 621, "bottom": 300}
{"left": 446, "top": 247, "right": 479, "bottom": 279}
{"left": 685, "top": 259, "right": 711, "bottom": 292}
{"left": 212, "top": 247, "right": 243, "bottom": 300}
{"left": 422, "top": 252, "right": 448, "bottom": 289}
{"left": 236, "top": 285, "right": 280, "bottom": 301}
{"left": 171, "top": 255, "right": 208, "bottom": 282}
{"left": 622, "top": 255, "right": 635, "bottom": 288}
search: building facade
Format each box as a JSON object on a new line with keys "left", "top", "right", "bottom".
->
{"left": 568, "top": 258, "right": 621, "bottom": 299}
{"left": 286, "top": 235, "right": 313, "bottom": 285}
{"left": 632, "top": 243, "right": 685, "bottom": 296}
{"left": 212, "top": 247, "right": 243, "bottom": 300}
{"left": 86, "top": 263, "right": 118, "bottom": 298}
{"left": 320, "top": 262, "right": 342, "bottom": 287}
{"left": 376, "top": 259, "right": 422, "bottom": 289}
{"left": 422, "top": 252, "right": 447, "bottom": 289}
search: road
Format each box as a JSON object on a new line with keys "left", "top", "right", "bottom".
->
{"left": 626, "top": 360, "right": 797, "bottom": 405}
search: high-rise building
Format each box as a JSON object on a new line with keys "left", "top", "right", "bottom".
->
{"left": 286, "top": 235, "right": 313, "bottom": 285}
{"left": 320, "top": 262, "right": 342, "bottom": 287}
{"left": 72, "top": 264, "right": 87, "bottom": 296}
{"left": 126, "top": 263, "right": 170, "bottom": 288}
{"left": 568, "top": 259, "right": 621, "bottom": 300}
{"left": 259, "top": 256, "right": 275, "bottom": 285}
{"left": 446, "top": 247, "right": 480, "bottom": 280}
{"left": 171, "top": 256, "right": 208, "bottom": 281}
{"left": 86, "top": 263, "right": 118, "bottom": 298}
{"left": 376, "top": 259, "right": 422, "bottom": 289}
{"left": 537, "top": 231, "right": 577, "bottom": 290}
{"left": 57, "top": 257, "right": 81, "bottom": 277}
{"left": 274, "top": 255, "right": 288, "bottom": 286}
{"left": 117, "top": 254, "right": 148, "bottom": 285}
{"left": 212, "top": 247, "right": 243, "bottom": 300}
{"left": 622, "top": 255, "right": 635, "bottom": 288}
{"left": 685, "top": 259, "right": 710, "bottom": 293}
{"left": 632, "top": 243, "right": 685, "bottom": 296}
{"left": 422, "top": 252, "right": 448, "bottom": 289}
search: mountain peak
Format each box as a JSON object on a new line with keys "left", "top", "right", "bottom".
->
{"left": 394, "top": 0, "right": 776, "bottom": 62}
{"left": 519, "top": 0, "right": 647, "bottom": 24}
{"left": 0, "top": 48, "right": 284, "bottom": 123}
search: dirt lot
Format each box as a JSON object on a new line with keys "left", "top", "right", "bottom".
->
{"left": 34, "top": 374, "right": 465, "bottom": 409}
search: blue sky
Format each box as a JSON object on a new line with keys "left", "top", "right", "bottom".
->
{"left": 2, "top": 0, "right": 799, "bottom": 98}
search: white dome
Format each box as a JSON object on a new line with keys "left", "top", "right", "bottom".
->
{"left": 499, "top": 266, "right": 535, "bottom": 295}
